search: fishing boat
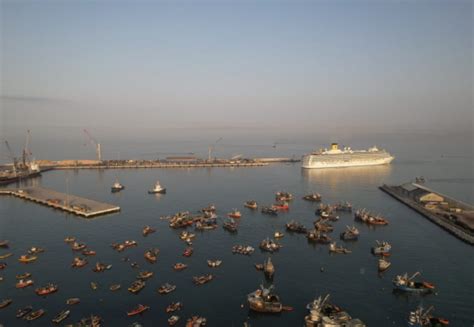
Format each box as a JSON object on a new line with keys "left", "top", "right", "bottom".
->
{"left": 0, "top": 262, "right": 6, "bottom": 270}
{"left": 82, "top": 249, "right": 96, "bottom": 256}
{"left": 307, "top": 230, "right": 332, "bottom": 244}
{"left": 355, "top": 209, "right": 389, "bottom": 225}
{"left": 92, "top": 262, "right": 112, "bottom": 272}
{"left": 393, "top": 272, "right": 436, "bottom": 293}
{"left": 110, "top": 284, "right": 121, "bottom": 291}
{"left": 193, "top": 274, "right": 213, "bottom": 285}
{"left": 228, "top": 209, "right": 242, "bottom": 219}
{"left": 263, "top": 257, "right": 275, "bottom": 279}
{"left": 0, "top": 240, "right": 9, "bottom": 248}
{"left": 16, "top": 279, "right": 34, "bottom": 288}
{"left": 52, "top": 309, "right": 70, "bottom": 324}
{"left": 148, "top": 180, "right": 166, "bottom": 194}
{"left": 333, "top": 201, "right": 353, "bottom": 212}
{"left": 328, "top": 242, "right": 351, "bottom": 254}
{"left": 201, "top": 204, "right": 216, "bottom": 213}
{"left": 127, "top": 304, "right": 149, "bottom": 317}
{"left": 128, "top": 280, "right": 146, "bottom": 294}
{"left": 378, "top": 258, "right": 391, "bottom": 272}
{"left": 303, "top": 193, "right": 322, "bottom": 202}
{"left": 64, "top": 237, "right": 75, "bottom": 243}
{"left": 195, "top": 219, "right": 218, "bottom": 231}
{"left": 207, "top": 259, "right": 222, "bottom": 267}
{"left": 372, "top": 241, "right": 391, "bottom": 255}
{"left": 24, "top": 309, "right": 45, "bottom": 321}
{"left": 18, "top": 254, "right": 38, "bottom": 263}
{"left": 158, "top": 283, "right": 176, "bottom": 294}
{"left": 77, "top": 315, "right": 102, "bottom": 326}
{"left": 340, "top": 225, "right": 359, "bottom": 241}
{"left": 320, "top": 211, "right": 339, "bottom": 221}
{"left": 408, "top": 306, "right": 449, "bottom": 327}
{"left": 142, "top": 225, "right": 156, "bottom": 236}
{"left": 111, "top": 179, "right": 125, "bottom": 192}
{"left": 0, "top": 252, "right": 12, "bottom": 259}
{"left": 183, "top": 247, "right": 193, "bottom": 257}
{"left": 16, "top": 272, "right": 31, "bottom": 279}
{"left": 144, "top": 248, "right": 160, "bottom": 263}
{"left": 173, "top": 262, "right": 188, "bottom": 271}
{"left": 168, "top": 315, "right": 180, "bottom": 326}
{"left": 90, "top": 282, "right": 98, "bottom": 290}
{"left": 185, "top": 316, "right": 207, "bottom": 326}
{"left": 180, "top": 231, "right": 196, "bottom": 240}
{"left": 223, "top": 219, "right": 238, "bottom": 232}
{"left": 71, "top": 242, "right": 87, "bottom": 251}
{"left": 16, "top": 306, "right": 33, "bottom": 318}
{"left": 35, "top": 283, "right": 58, "bottom": 296}
{"left": 232, "top": 245, "right": 255, "bottom": 255}
{"left": 244, "top": 200, "right": 258, "bottom": 209}
{"left": 304, "top": 294, "right": 366, "bottom": 327}
{"left": 260, "top": 238, "right": 282, "bottom": 253}
{"left": 137, "top": 270, "right": 154, "bottom": 280}
{"left": 261, "top": 206, "right": 278, "bottom": 216}
{"left": 248, "top": 285, "right": 283, "bottom": 313}
{"left": 286, "top": 220, "right": 307, "bottom": 233}
{"left": 0, "top": 298, "right": 12, "bottom": 309}
{"left": 71, "top": 257, "right": 88, "bottom": 268}
{"left": 27, "top": 247, "right": 44, "bottom": 255}
{"left": 314, "top": 220, "right": 334, "bottom": 233}
{"left": 166, "top": 302, "right": 182, "bottom": 313}
{"left": 272, "top": 202, "right": 289, "bottom": 210}
{"left": 66, "top": 298, "right": 80, "bottom": 305}
{"left": 255, "top": 263, "right": 264, "bottom": 270}
{"left": 275, "top": 191, "right": 293, "bottom": 201}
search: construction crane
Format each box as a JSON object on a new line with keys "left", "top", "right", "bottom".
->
{"left": 208, "top": 137, "right": 222, "bottom": 161}
{"left": 22, "top": 130, "right": 32, "bottom": 167}
{"left": 83, "top": 129, "right": 102, "bottom": 161}
{"left": 4, "top": 140, "right": 18, "bottom": 174}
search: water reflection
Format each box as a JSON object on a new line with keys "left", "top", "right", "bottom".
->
{"left": 301, "top": 165, "right": 393, "bottom": 190}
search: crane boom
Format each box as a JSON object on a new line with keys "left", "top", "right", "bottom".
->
{"left": 4, "top": 140, "right": 18, "bottom": 174}
{"left": 83, "top": 129, "right": 102, "bottom": 161}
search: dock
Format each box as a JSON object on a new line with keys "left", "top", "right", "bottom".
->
{"left": 0, "top": 186, "right": 120, "bottom": 218}
{"left": 380, "top": 183, "right": 474, "bottom": 245}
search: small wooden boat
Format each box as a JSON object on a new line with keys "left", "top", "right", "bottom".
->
{"left": 92, "top": 262, "right": 110, "bottom": 272}
{"left": 90, "top": 282, "right": 98, "bottom": 290}
{"left": 137, "top": 270, "right": 154, "bottom": 280}
{"left": 82, "top": 249, "right": 96, "bottom": 256}
{"left": 244, "top": 200, "right": 258, "bottom": 209}
{"left": 128, "top": 279, "right": 146, "bottom": 294}
{"left": 16, "top": 279, "right": 34, "bottom": 288}
{"left": 16, "top": 272, "right": 31, "bottom": 279}
{"left": 71, "top": 257, "right": 88, "bottom": 268}
{"left": 52, "top": 309, "right": 70, "bottom": 324}
{"left": 183, "top": 247, "right": 193, "bottom": 257}
{"left": 142, "top": 225, "right": 156, "bottom": 236}
{"left": 24, "top": 309, "right": 45, "bottom": 321}
{"left": 228, "top": 209, "right": 242, "bottom": 219}
{"left": 168, "top": 315, "right": 180, "bottom": 326}
{"left": 173, "top": 262, "right": 188, "bottom": 271}
{"left": 186, "top": 316, "right": 207, "bottom": 326}
{"left": 71, "top": 242, "right": 86, "bottom": 251}
{"left": 64, "top": 237, "right": 75, "bottom": 243}
{"left": 109, "top": 284, "right": 121, "bottom": 291}
{"left": 16, "top": 305, "right": 33, "bottom": 318}
{"left": 18, "top": 254, "right": 38, "bottom": 263}
{"left": 303, "top": 193, "right": 322, "bottom": 202}
{"left": 207, "top": 259, "right": 222, "bottom": 268}
{"left": 35, "top": 283, "right": 58, "bottom": 296}
{"left": 28, "top": 247, "right": 44, "bottom": 255}
{"left": 158, "top": 283, "right": 176, "bottom": 294}
{"left": 0, "top": 240, "right": 9, "bottom": 248}
{"left": 66, "top": 297, "right": 80, "bottom": 305}
{"left": 193, "top": 274, "right": 213, "bottom": 285}
{"left": 378, "top": 258, "right": 391, "bottom": 272}
{"left": 166, "top": 302, "right": 182, "bottom": 313}
{"left": 144, "top": 248, "right": 159, "bottom": 263}
{"left": 0, "top": 298, "right": 12, "bottom": 309}
{"left": 127, "top": 304, "right": 149, "bottom": 317}
{"left": 0, "top": 252, "right": 13, "bottom": 259}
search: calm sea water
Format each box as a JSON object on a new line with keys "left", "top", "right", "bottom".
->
{"left": 0, "top": 136, "right": 473, "bottom": 326}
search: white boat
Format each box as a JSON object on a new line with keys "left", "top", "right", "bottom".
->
{"left": 148, "top": 181, "right": 166, "bottom": 194}
{"left": 302, "top": 143, "right": 394, "bottom": 169}
{"left": 111, "top": 179, "right": 124, "bottom": 192}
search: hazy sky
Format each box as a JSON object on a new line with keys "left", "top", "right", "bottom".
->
{"left": 1, "top": 0, "right": 472, "bottom": 137}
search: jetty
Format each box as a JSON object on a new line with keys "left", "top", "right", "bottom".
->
{"left": 380, "top": 182, "right": 474, "bottom": 245}
{"left": 0, "top": 186, "right": 120, "bottom": 218}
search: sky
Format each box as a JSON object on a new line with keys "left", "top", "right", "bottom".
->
{"left": 0, "top": 0, "right": 472, "bottom": 150}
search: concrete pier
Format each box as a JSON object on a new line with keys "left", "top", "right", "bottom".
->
{"left": 0, "top": 187, "right": 120, "bottom": 218}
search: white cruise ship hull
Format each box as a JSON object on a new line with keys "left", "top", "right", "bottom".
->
{"left": 302, "top": 156, "right": 394, "bottom": 169}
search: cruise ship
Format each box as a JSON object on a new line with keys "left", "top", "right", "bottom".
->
{"left": 302, "top": 143, "right": 394, "bottom": 169}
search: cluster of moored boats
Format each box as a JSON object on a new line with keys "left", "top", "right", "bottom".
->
{"left": 0, "top": 189, "right": 448, "bottom": 326}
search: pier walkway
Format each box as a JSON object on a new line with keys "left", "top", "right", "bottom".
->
{"left": 0, "top": 187, "right": 120, "bottom": 218}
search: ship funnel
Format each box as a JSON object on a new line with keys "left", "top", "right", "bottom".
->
{"left": 330, "top": 143, "right": 339, "bottom": 151}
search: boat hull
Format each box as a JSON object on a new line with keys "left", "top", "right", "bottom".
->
{"left": 148, "top": 188, "right": 166, "bottom": 194}
{"left": 302, "top": 155, "right": 394, "bottom": 169}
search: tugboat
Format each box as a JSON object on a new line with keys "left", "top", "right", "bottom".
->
{"left": 127, "top": 304, "right": 149, "bottom": 317}
{"left": 207, "top": 260, "right": 222, "bottom": 268}
{"left": 328, "top": 242, "right": 351, "bottom": 254}
{"left": 378, "top": 258, "right": 391, "bottom": 272}
{"left": 286, "top": 220, "right": 307, "bottom": 233}
{"left": 393, "top": 272, "right": 436, "bottom": 293}
{"left": 52, "top": 309, "right": 70, "bottom": 324}
{"left": 408, "top": 306, "right": 449, "bottom": 326}
{"left": 372, "top": 241, "right": 391, "bottom": 255}
{"left": 168, "top": 315, "right": 180, "bottom": 326}
{"left": 302, "top": 193, "right": 322, "bottom": 202}
{"left": 244, "top": 200, "right": 258, "bottom": 209}
{"left": 16, "top": 306, "right": 33, "bottom": 318}
{"left": 111, "top": 178, "right": 125, "bottom": 192}
{"left": 193, "top": 274, "right": 213, "bottom": 285}
{"left": 223, "top": 219, "right": 238, "bottom": 233}
{"left": 261, "top": 206, "right": 278, "bottom": 216}
{"left": 148, "top": 180, "right": 166, "bottom": 194}
{"left": 166, "top": 302, "right": 182, "bottom": 313}
{"left": 263, "top": 257, "right": 275, "bottom": 279}
{"left": 304, "top": 294, "right": 366, "bottom": 327}
{"left": 173, "top": 263, "right": 188, "bottom": 271}
{"left": 247, "top": 285, "right": 283, "bottom": 313}
{"left": 142, "top": 226, "right": 156, "bottom": 237}
{"left": 340, "top": 225, "right": 359, "bottom": 241}
{"left": 228, "top": 209, "right": 242, "bottom": 219}
{"left": 35, "top": 283, "right": 58, "bottom": 296}
{"left": 158, "top": 283, "right": 177, "bottom": 294}
{"left": 259, "top": 238, "right": 282, "bottom": 253}
{"left": 128, "top": 280, "right": 146, "bottom": 294}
